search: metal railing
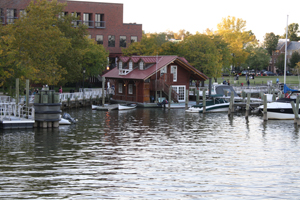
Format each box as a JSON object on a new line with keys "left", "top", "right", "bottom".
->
{"left": 83, "top": 20, "right": 94, "bottom": 28}
{"left": 0, "top": 102, "right": 34, "bottom": 121}
{"left": 95, "top": 21, "right": 105, "bottom": 28}
{"left": 59, "top": 88, "right": 113, "bottom": 102}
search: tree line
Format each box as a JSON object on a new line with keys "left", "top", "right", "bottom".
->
{"left": 0, "top": 0, "right": 108, "bottom": 91}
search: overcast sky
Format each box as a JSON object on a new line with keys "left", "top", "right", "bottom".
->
{"left": 73, "top": 0, "right": 300, "bottom": 42}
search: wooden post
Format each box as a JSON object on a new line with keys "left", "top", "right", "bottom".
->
{"left": 102, "top": 76, "right": 105, "bottom": 106}
{"left": 168, "top": 86, "right": 172, "bottom": 109}
{"left": 185, "top": 89, "right": 189, "bottom": 109}
{"left": 242, "top": 90, "right": 246, "bottom": 101}
{"left": 296, "top": 95, "right": 300, "bottom": 112}
{"left": 245, "top": 92, "right": 250, "bottom": 118}
{"left": 196, "top": 88, "right": 199, "bottom": 105}
{"left": 202, "top": 89, "right": 206, "bottom": 113}
{"left": 228, "top": 92, "right": 234, "bottom": 115}
{"left": 291, "top": 101, "right": 300, "bottom": 125}
{"left": 263, "top": 94, "right": 268, "bottom": 121}
{"left": 26, "top": 79, "right": 29, "bottom": 108}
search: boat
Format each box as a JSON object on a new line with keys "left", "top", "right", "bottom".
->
{"left": 258, "top": 91, "right": 300, "bottom": 120}
{"left": 59, "top": 113, "right": 77, "bottom": 125}
{"left": 258, "top": 16, "right": 300, "bottom": 120}
{"left": 186, "top": 95, "right": 229, "bottom": 113}
{"left": 92, "top": 104, "right": 118, "bottom": 111}
{"left": 118, "top": 104, "right": 137, "bottom": 110}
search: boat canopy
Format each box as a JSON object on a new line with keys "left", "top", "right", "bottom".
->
{"left": 283, "top": 84, "right": 299, "bottom": 94}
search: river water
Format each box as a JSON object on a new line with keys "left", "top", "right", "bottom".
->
{"left": 1, "top": 107, "right": 300, "bottom": 199}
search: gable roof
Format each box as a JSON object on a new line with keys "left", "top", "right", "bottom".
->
{"left": 103, "top": 55, "right": 208, "bottom": 81}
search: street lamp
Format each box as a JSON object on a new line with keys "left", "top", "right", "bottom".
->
{"left": 82, "top": 67, "right": 86, "bottom": 94}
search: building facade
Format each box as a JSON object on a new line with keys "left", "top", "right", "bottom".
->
{"left": 0, "top": 0, "right": 143, "bottom": 65}
{"left": 103, "top": 56, "right": 208, "bottom": 103}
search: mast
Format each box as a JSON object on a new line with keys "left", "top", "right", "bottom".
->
{"left": 284, "top": 15, "right": 288, "bottom": 84}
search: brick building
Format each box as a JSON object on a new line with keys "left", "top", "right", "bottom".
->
{"left": 0, "top": 0, "right": 143, "bottom": 66}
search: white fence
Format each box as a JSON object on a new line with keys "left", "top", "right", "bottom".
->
{"left": 0, "top": 102, "right": 34, "bottom": 121}
{"left": 60, "top": 88, "right": 113, "bottom": 102}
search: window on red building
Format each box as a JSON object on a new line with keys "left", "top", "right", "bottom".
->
{"left": 96, "top": 35, "right": 103, "bottom": 44}
{"left": 7, "top": 9, "right": 17, "bottom": 24}
{"left": 0, "top": 8, "right": 4, "bottom": 24}
{"left": 71, "top": 12, "right": 81, "bottom": 26}
{"left": 120, "top": 36, "right": 126, "bottom": 47}
{"left": 131, "top": 36, "right": 137, "bottom": 43}
{"left": 83, "top": 13, "right": 93, "bottom": 28}
{"left": 95, "top": 14, "right": 105, "bottom": 28}
{"left": 108, "top": 35, "right": 115, "bottom": 47}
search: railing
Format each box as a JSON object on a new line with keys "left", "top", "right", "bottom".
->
{"left": 0, "top": 102, "right": 34, "bottom": 121}
{"left": 154, "top": 80, "right": 179, "bottom": 103}
{"left": 60, "top": 88, "right": 112, "bottom": 102}
{"left": 83, "top": 20, "right": 94, "bottom": 28}
{"left": 72, "top": 20, "right": 82, "bottom": 27}
{"left": 6, "top": 17, "right": 18, "bottom": 24}
{"left": 95, "top": 21, "right": 105, "bottom": 28}
{"left": 119, "top": 69, "right": 132, "bottom": 75}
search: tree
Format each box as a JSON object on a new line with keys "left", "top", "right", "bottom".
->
{"left": 264, "top": 32, "right": 279, "bottom": 56}
{"left": 2, "top": 0, "right": 71, "bottom": 86}
{"left": 275, "top": 53, "right": 285, "bottom": 72}
{"left": 289, "top": 51, "right": 300, "bottom": 69}
{"left": 216, "top": 16, "right": 255, "bottom": 69}
{"left": 178, "top": 34, "right": 222, "bottom": 79}
{"left": 282, "top": 23, "right": 300, "bottom": 41}
{"left": 293, "top": 62, "right": 300, "bottom": 75}
{"left": 244, "top": 46, "right": 270, "bottom": 72}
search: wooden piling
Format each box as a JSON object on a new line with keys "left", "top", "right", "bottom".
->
{"left": 102, "top": 76, "right": 105, "bottom": 106}
{"left": 263, "top": 95, "right": 268, "bottom": 121}
{"left": 245, "top": 92, "right": 250, "bottom": 118}
{"left": 196, "top": 89, "right": 199, "bottom": 105}
{"left": 228, "top": 92, "right": 234, "bottom": 115}
{"left": 185, "top": 89, "right": 189, "bottom": 109}
{"left": 202, "top": 89, "right": 206, "bottom": 113}
{"left": 168, "top": 86, "right": 172, "bottom": 109}
{"left": 291, "top": 101, "right": 300, "bottom": 125}
{"left": 26, "top": 79, "right": 29, "bottom": 108}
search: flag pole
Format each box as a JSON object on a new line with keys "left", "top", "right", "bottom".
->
{"left": 284, "top": 15, "right": 288, "bottom": 85}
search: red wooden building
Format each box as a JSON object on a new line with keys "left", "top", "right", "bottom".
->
{"left": 103, "top": 56, "right": 208, "bottom": 103}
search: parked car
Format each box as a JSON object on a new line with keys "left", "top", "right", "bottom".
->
{"left": 263, "top": 71, "right": 277, "bottom": 76}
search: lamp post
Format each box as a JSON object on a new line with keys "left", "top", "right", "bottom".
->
{"left": 82, "top": 67, "right": 86, "bottom": 94}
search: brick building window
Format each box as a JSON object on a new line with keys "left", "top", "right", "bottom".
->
{"left": 131, "top": 36, "right": 137, "bottom": 43}
{"left": 83, "top": 13, "right": 93, "bottom": 28}
{"left": 71, "top": 12, "right": 81, "bottom": 26}
{"left": 20, "top": 10, "right": 27, "bottom": 18}
{"left": 95, "top": 14, "right": 105, "bottom": 28}
{"left": 108, "top": 35, "right": 115, "bottom": 47}
{"left": 7, "top": 9, "right": 17, "bottom": 24}
{"left": 96, "top": 35, "right": 103, "bottom": 44}
{"left": 120, "top": 36, "right": 126, "bottom": 47}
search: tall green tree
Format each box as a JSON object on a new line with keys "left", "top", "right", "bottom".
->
{"left": 216, "top": 16, "right": 255, "bottom": 68}
{"left": 282, "top": 23, "right": 300, "bottom": 41}
{"left": 178, "top": 34, "right": 221, "bottom": 79}
{"left": 264, "top": 32, "right": 279, "bottom": 56}
{"left": 289, "top": 51, "right": 300, "bottom": 69}
{"left": 244, "top": 46, "right": 270, "bottom": 72}
{"left": 275, "top": 53, "right": 285, "bottom": 72}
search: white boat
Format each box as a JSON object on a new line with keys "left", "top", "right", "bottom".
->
{"left": 59, "top": 113, "right": 77, "bottom": 125}
{"left": 186, "top": 95, "right": 230, "bottom": 113}
{"left": 92, "top": 104, "right": 118, "bottom": 111}
{"left": 118, "top": 104, "right": 137, "bottom": 110}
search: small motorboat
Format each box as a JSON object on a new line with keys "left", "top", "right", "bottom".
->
{"left": 118, "top": 104, "right": 137, "bottom": 110}
{"left": 186, "top": 95, "right": 229, "bottom": 113}
{"left": 59, "top": 113, "right": 77, "bottom": 125}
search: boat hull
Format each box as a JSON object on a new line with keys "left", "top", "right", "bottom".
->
{"left": 118, "top": 104, "right": 136, "bottom": 110}
{"left": 259, "top": 102, "right": 298, "bottom": 120}
{"left": 199, "top": 103, "right": 230, "bottom": 113}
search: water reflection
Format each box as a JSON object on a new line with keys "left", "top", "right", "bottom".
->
{"left": 0, "top": 107, "right": 300, "bottom": 199}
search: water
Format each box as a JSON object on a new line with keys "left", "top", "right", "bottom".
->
{"left": 1, "top": 108, "right": 300, "bottom": 199}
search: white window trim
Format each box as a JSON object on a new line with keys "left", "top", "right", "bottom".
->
{"left": 160, "top": 66, "right": 167, "bottom": 75}
{"left": 129, "top": 61, "right": 133, "bottom": 70}
{"left": 172, "top": 85, "right": 186, "bottom": 102}
{"left": 139, "top": 61, "right": 144, "bottom": 70}
{"left": 119, "top": 61, "right": 123, "bottom": 70}
{"left": 171, "top": 65, "right": 177, "bottom": 82}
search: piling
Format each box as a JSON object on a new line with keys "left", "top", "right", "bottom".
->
{"left": 245, "top": 92, "right": 251, "bottom": 118}
{"left": 291, "top": 101, "right": 300, "bottom": 125}
{"left": 202, "top": 89, "right": 206, "bottom": 113}
{"left": 168, "top": 86, "right": 172, "bottom": 109}
{"left": 34, "top": 87, "right": 61, "bottom": 128}
{"left": 185, "top": 90, "right": 189, "bottom": 109}
{"left": 228, "top": 92, "right": 234, "bottom": 115}
{"left": 196, "top": 89, "right": 199, "bottom": 105}
{"left": 102, "top": 76, "right": 105, "bottom": 106}
{"left": 263, "top": 95, "right": 268, "bottom": 121}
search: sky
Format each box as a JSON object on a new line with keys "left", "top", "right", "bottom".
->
{"left": 73, "top": 0, "right": 300, "bottom": 42}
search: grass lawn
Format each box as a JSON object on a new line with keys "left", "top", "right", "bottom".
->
{"left": 208, "top": 75, "right": 300, "bottom": 86}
